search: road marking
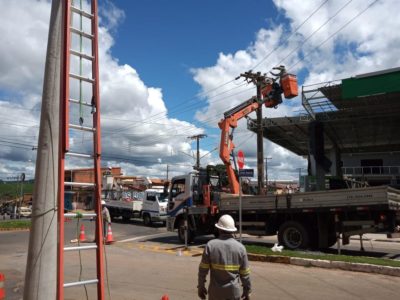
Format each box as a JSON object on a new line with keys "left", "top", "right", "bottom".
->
{"left": 117, "top": 241, "right": 204, "bottom": 257}
{"left": 117, "top": 232, "right": 170, "bottom": 243}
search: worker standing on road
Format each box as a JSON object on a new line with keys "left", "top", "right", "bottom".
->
{"left": 198, "top": 214, "right": 252, "bottom": 300}
{"left": 101, "top": 200, "right": 111, "bottom": 238}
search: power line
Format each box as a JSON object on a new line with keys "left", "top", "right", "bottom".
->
{"left": 103, "top": 82, "right": 249, "bottom": 136}
{"left": 277, "top": 0, "right": 354, "bottom": 67}
{"left": 250, "top": 0, "right": 329, "bottom": 71}
{"left": 288, "top": 0, "right": 379, "bottom": 70}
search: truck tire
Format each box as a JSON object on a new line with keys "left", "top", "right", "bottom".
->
{"left": 143, "top": 213, "right": 152, "bottom": 226}
{"left": 278, "top": 221, "right": 309, "bottom": 250}
{"left": 178, "top": 219, "right": 194, "bottom": 243}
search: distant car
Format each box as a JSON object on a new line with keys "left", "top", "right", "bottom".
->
{"left": 18, "top": 206, "right": 32, "bottom": 218}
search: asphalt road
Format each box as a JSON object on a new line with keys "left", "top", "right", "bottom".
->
{"left": 1, "top": 218, "right": 400, "bottom": 299}
{"left": 109, "top": 218, "right": 400, "bottom": 260}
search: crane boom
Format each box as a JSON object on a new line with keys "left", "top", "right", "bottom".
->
{"left": 218, "top": 66, "right": 298, "bottom": 194}
{"left": 218, "top": 96, "right": 261, "bottom": 194}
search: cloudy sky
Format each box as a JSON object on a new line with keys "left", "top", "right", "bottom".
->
{"left": 0, "top": 0, "right": 398, "bottom": 182}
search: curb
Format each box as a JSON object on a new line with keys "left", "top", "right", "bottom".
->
{"left": 0, "top": 228, "right": 30, "bottom": 232}
{"left": 247, "top": 253, "right": 400, "bottom": 277}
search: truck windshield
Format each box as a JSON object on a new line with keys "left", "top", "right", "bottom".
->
{"left": 159, "top": 192, "right": 168, "bottom": 202}
{"left": 147, "top": 191, "right": 169, "bottom": 202}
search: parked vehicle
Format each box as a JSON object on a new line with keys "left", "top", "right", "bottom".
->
{"left": 166, "top": 170, "right": 400, "bottom": 249}
{"left": 141, "top": 189, "right": 168, "bottom": 226}
{"left": 18, "top": 206, "right": 32, "bottom": 218}
{"left": 105, "top": 189, "right": 168, "bottom": 226}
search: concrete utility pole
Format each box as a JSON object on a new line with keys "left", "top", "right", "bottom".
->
{"left": 236, "top": 71, "right": 268, "bottom": 195}
{"left": 24, "top": 1, "right": 62, "bottom": 299}
{"left": 188, "top": 134, "right": 207, "bottom": 169}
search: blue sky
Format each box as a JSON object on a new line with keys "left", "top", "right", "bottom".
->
{"left": 108, "top": 0, "right": 280, "bottom": 122}
{"left": 0, "top": 0, "right": 398, "bottom": 180}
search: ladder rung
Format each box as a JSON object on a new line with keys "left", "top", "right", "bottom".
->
{"left": 70, "top": 27, "right": 94, "bottom": 39}
{"left": 70, "top": 49, "right": 94, "bottom": 61}
{"left": 64, "top": 212, "right": 97, "bottom": 218}
{"left": 69, "top": 73, "right": 95, "bottom": 84}
{"left": 69, "top": 124, "right": 96, "bottom": 132}
{"left": 64, "top": 181, "right": 95, "bottom": 187}
{"left": 64, "top": 245, "right": 97, "bottom": 252}
{"left": 69, "top": 98, "right": 93, "bottom": 107}
{"left": 66, "top": 152, "right": 93, "bottom": 158}
{"left": 64, "top": 279, "right": 98, "bottom": 288}
{"left": 71, "top": 6, "right": 94, "bottom": 19}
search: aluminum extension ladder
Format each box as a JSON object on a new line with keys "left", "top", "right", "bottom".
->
{"left": 57, "top": 0, "right": 105, "bottom": 299}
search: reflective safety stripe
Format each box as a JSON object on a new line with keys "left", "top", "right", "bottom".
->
{"left": 240, "top": 268, "right": 250, "bottom": 275}
{"left": 210, "top": 263, "right": 240, "bottom": 271}
{"left": 199, "top": 262, "right": 210, "bottom": 269}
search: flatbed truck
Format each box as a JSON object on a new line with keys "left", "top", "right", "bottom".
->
{"left": 166, "top": 172, "right": 400, "bottom": 249}
{"left": 105, "top": 189, "right": 168, "bottom": 226}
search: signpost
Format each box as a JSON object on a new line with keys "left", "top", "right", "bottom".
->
{"left": 239, "top": 169, "right": 254, "bottom": 177}
{"left": 237, "top": 150, "right": 254, "bottom": 243}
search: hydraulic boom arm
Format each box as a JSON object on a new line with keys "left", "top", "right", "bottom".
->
{"left": 218, "top": 97, "right": 261, "bottom": 194}
{"left": 218, "top": 66, "right": 298, "bottom": 194}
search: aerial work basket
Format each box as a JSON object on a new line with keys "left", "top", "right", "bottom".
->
{"left": 280, "top": 73, "right": 298, "bottom": 99}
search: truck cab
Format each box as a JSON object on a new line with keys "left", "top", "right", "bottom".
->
{"left": 142, "top": 188, "right": 169, "bottom": 226}
{"left": 167, "top": 171, "right": 222, "bottom": 242}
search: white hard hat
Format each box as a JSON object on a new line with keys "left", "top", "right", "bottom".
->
{"left": 101, "top": 200, "right": 106, "bottom": 205}
{"left": 215, "top": 214, "right": 237, "bottom": 232}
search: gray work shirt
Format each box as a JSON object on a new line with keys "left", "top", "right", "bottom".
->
{"left": 102, "top": 206, "right": 111, "bottom": 223}
{"left": 198, "top": 233, "right": 251, "bottom": 300}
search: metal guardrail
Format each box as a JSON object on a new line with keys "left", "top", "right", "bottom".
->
{"left": 342, "top": 166, "right": 400, "bottom": 176}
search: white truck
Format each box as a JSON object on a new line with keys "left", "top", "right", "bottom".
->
{"left": 166, "top": 171, "right": 400, "bottom": 249}
{"left": 105, "top": 188, "right": 168, "bottom": 226}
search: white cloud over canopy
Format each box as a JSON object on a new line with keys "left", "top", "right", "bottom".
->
{"left": 190, "top": 0, "right": 400, "bottom": 179}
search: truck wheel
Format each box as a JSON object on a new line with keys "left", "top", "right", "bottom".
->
{"left": 278, "top": 221, "right": 309, "bottom": 250}
{"left": 178, "top": 219, "right": 194, "bottom": 243}
{"left": 143, "top": 214, "right": 152, "bottom": 226}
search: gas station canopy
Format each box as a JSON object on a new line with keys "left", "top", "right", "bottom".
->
{"left": 251, "top": 67, "right": 400, "bottom": 156}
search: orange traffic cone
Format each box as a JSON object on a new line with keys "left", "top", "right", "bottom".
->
{"left": 79, "top": 224, "right": 86, "bottom": 242}
{"left": 105, "top": 223, "right": 114, "bottom": 244}
{"left": 0, "top": 273, "right": 5, "bottom": 300}
{"left": 161, "top": 295, "right": 169, "bottom": 300}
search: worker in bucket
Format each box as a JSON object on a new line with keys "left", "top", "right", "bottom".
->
{"left": 101, "top": 200, "right": 111, "bottom": 238}
{"left": 198, "top": 214, "right": 252, "bottom": 300}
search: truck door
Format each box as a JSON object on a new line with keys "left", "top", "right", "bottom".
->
{"left": 168, "top": 177, "right": 189, "bottom": 213}
{"left": 144, "top": 191, "right": 158, "bottom": 216}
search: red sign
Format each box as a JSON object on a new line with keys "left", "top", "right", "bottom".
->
{"left": 237, "top": 150, "right": 245, "bottom": 169}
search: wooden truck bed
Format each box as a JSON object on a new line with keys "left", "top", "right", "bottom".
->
{"left": 219, "top": 186, "right": 400, "bottom": 211}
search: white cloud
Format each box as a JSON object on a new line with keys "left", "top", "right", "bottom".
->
{"left": 191, "top": 0, "right": 399, "bottom": 180}
{"left": 0, "top": 0, "right": 398, "bottom": 182}
{"left": 0, "top": 0, "right": 50, "bottom": 95}
{"left": 0, "top": 0, "right": 203, "bottom": 180}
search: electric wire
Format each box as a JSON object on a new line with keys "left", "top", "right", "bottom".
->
{"left": 276, "top": 0, "right": 354, "bottom": 68}
{"left": 288, "top": 0, "right": 379, "bottom": 70}
{"left": 149, "top": 0, "right": 331, "bottom": 127}
{"left": 1, "top": 0, "right": 378, "bottom": 177}
{"left": 104, "top": 82, "right": 249, "bottom": 136}
{"left": 250, "top": 0, "right": 329, "bottom": 71}
{"left": 131, "top": 0, "right": 332, "bottom": 127}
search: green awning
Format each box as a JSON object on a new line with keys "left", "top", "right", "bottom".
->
{"left": 342, "top": 70, "right": 400, "bottom": 99}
